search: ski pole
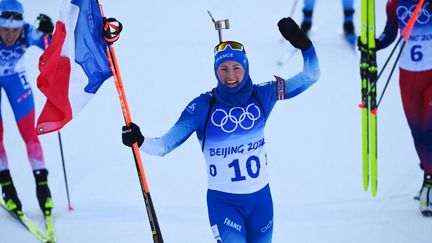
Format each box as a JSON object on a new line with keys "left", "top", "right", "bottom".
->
{"left": 43, "top": 33, "right": 74, "bottom": 211}
{"left": 57, "top": 130, "right": 74, "bottom": 211}
{"left": 375, "top": 41, "right": 406, "bottom": 109}
{"left": 98, "top": 3, "right": 164, "bottom": 243}
{"left": 278, "top": 0, "right": 300, "bottom": 44}
{"left": 400, "top": 0, "right": 425, "bottom": 42}
{"left": 375, "top": 36, "right": 402, "bottom": 83}
{"left": 289, "top": 0, "right": 300, "bottom": 18}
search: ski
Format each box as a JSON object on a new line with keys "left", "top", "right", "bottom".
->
{"left": 44, "top": 210, "right": 56, "bottom": 243}
{"left": 359, "top": 0, "right": 378, "bottom": 196}
{"left": 0, "top": 199, "right": 48, "bottom": 242}
{"left": 359, "top": 0, "right": 370, "bottom": 192}
{"left": 367, "top": 0, "right": 378, "bottom": 197}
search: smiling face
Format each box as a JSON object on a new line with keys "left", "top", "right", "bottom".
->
{"left": 216, "top": 60, "right": 246, "bottom": 88}
{"left": 0, "top": 27, "right": 22, "bottom": 46}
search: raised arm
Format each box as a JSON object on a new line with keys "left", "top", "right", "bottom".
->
{"left": 283, "top": 46, "right": 320, "bottom": 98}
{"left": 278, "top": 17, "right": 320, "bottom": 98}
{"left": 26, "top": 14, "right": 54, "bottom": 49}
{"left": 252, "top": 18, "right": 320, "bottom": 121}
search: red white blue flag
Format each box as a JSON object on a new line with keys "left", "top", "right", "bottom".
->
{"left": 36, "top": 0, "right": 112, "bottom": 134}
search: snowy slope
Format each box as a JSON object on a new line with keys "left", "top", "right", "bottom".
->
{"left": 2, "top": 0, "right": 431, "bottom": 242}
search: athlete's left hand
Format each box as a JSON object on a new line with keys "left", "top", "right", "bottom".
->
{"left": 277, "top": 17, "right": 311, "bottom": 51}
{"left": 37, "top": 14, "right": 54, "bottom": 36}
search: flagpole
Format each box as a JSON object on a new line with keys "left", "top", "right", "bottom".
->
{"left": 98, "top": 3, "right": 164, "bottom": 243}
{"left": 43, "top": 34, "right": 74, "bottom": 211}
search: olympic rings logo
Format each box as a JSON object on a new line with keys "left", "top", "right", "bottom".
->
{"left": 397, "top": 2, "right": 431, "bottom": 25}
{"left": 0, "top": 46, "right": 25, "bottom": 61}
{"left": 211, "top": 103, "right": 261, "bottom": 133}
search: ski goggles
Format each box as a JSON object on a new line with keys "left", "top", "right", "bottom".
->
{"left": 0, "top": 11, "right": 23, "bottom": 21}
{"left": 214, "top": 41, "right": 245, "bottom": 54}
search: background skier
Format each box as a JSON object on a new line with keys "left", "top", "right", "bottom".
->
{"left": 301, "top": 0, "right": 357, "bottom": 44}
{"left": 0, "top": 0, "right": 54, "bottom": 216}
{"left": 375, "top": 0, "right": 432, "bottom": 216}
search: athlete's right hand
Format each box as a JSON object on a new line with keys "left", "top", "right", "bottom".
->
{"left": 357, "top": 36, "right": 382, "bottom": 51}
{"left": 122, "top": 122, "right": 144, "bottom": 147}
{"left": 277, "top": 17, "right": 311, "bottom": 51}
{"left": 37, "top": 14, "right": 54, "bottom": 36}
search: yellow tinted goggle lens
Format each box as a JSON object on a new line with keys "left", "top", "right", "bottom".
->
{"left": 214, "top": 41, "right": 244, "bottom": 53}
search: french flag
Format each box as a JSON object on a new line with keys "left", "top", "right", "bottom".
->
{"left": 36, "top": 0, "right": 112, "bottom": 135}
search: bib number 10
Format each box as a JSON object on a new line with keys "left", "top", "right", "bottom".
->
{"left": 229, "top": 156, "right": 261, "bottom": 182}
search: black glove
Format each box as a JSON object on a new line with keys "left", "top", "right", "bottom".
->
{"left": 37, "top": 14, "right": 54, "bottom": 36}
{"left": 122, "top": 122, "right": 144, "bottom": 147}
{"left": 278, "top": 17, "right": 312, "bottom": 51}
